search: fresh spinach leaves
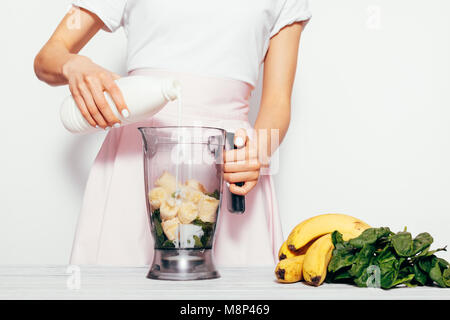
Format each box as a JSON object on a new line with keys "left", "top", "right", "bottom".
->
{"left": 327, "top": 227, "right": 450, "bottom": 289}
{"left": 192, "top": 218, "right": 215, "bottom": 248}
{"left": 206, "top": 189, "right": 220, "bottom": 200}
{"left": 152, "top": 209, "right": 176, "bottom": 249}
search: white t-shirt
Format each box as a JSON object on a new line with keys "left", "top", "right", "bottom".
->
{"left": 72, "top": 0, "right": 311, "bottom": 87}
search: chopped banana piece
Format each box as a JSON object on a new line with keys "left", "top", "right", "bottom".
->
{"left": 198, "top": 195, "right": 219, "bottom": 223}
{"left": 180, "top": 186, "right": 204, "bottom": 204}
{"left": 161, "top": 217, "right": 180, "bottom": 241}
{"left": 184, "top": 179, "right": 207, "bottom": 193}
{"left": 155, "top": 171, "right": 178, "bottom": 194}
{"left": 166, "top": 197, "right": 177, "bottom": 206}
{"left": 160, "top": 199, "right": 179, "bottom": 220}
{"left": 178, "top": 201, "right": 199, "bottom": 224}
{"left": 148, "top": 187, "right": 168, "bottom": 209}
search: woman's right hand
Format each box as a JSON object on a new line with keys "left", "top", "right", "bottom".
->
{"left": 62, "top": 54, "right": 129, "bottom": 130}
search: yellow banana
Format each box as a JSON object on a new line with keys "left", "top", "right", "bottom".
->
{"left": 184, "top": 179, "right": 207, "bottom": 194}
{"left": 178, "top": 201, "right": 199, "bottom": 224}
{"left": 148, "top": 186, "right": 168, "bottom": 209}
{"left": 160, "top": 198, "right": 179, "bottom": 220}
{"left": 278, "top": 240, "right": 312, "bottom": 261}
{"left": 198, "top": 195, "right": 219, "bottom": 223}
{"left": 275, "top": 255, "right": 305, "bottom": 283}
{"left": 278, "top": 241, "right": 297, "bottom": 260}
{"left": 302, "top": 229, "right": 369, "bottom": 286}
{"left": 180, "top": 186, "right": 204, "bottom": 204}
{"left": 161, "top": 217, "right": 180, "bottom": 241}
{"left": 302, "top": 234, "right": 333, "bottom": 286}
{"left": 286, "top": 213, "right": 370, "bottom": 252}
{"left": 155, "top": 171, "right": 178, "bottom": 194}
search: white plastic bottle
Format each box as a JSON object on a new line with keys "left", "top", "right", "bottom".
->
{"left": 60, "top": 75, "right": 181, "bottom": 134}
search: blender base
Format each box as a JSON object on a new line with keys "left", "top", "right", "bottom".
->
{"left": 147, "top": 249, "right": 220, "bottom": 281}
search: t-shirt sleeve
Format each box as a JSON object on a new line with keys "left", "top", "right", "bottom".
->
{"left": 72, "top": 0, "right": 127, "bottom": 32}
{"left": 270, "top": 0, "right": 312, "bottom": 38}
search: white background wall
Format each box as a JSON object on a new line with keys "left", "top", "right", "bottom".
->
{"left": 0, "top": 0, "right": 449, "bottom": 265}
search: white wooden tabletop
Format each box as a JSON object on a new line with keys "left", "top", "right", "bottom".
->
{"left": 0, "top": 265, "right": 449, "bottom": 300}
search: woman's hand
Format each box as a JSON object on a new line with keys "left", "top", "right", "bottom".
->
{"left": 223, "top": 128, "right": 261, "bottom": 195}
{"left": 62, "top": 54, "right": 129, "bottom": 129}
{"left": 34, "top": 6, "right": 130, "bottom": 130}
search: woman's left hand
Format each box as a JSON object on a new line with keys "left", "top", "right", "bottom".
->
{"left": 223, "top": 128, "right": 261, "bottom": 195}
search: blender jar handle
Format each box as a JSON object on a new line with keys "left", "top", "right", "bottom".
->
{"left": 225, "top": 132, "right": 245, "bottom": 214}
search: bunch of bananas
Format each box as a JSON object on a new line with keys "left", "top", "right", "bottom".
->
{"left": 275, "top": 214, "right": 370, "bottom": 286}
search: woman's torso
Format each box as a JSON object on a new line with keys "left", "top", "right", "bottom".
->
{"left": 73, "top": 0, "right": 312, "bottom": 87}
{"left": 72, "top": 0, "right": 310, "bottom": 125}
{"left": 124, "top": 0, "right": 279, "bottom": 87}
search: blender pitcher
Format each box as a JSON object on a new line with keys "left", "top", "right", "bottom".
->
{"left": 138, "top": 126, "right": 226, "bottom": 280}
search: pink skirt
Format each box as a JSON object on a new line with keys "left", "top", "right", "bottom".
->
{"left": 69, "top": 69, "right": 284, "bottom": 267}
